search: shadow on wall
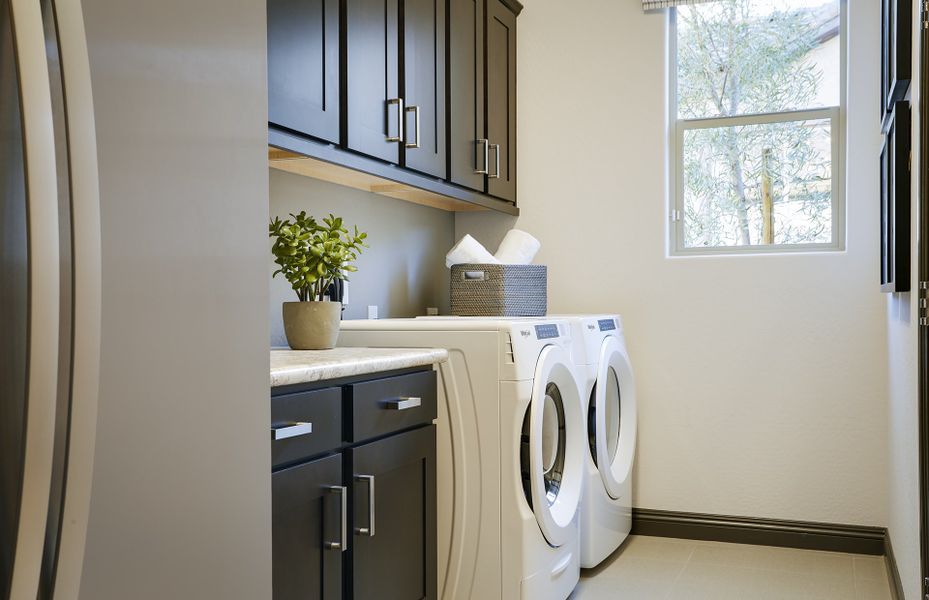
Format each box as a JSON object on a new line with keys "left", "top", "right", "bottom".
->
{"left": 268, "top": 169, "right": 455, "bottom": 347}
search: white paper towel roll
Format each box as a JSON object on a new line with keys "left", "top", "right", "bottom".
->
{"left": 446, "top": 234, "right": 500, "bottom": 268}
{"left": 494, "top": 229, "right": 541, "bottom": 264}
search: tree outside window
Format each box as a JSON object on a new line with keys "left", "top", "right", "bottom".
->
{"left": 672, "top": 0, "right": 843, "bottom": 253}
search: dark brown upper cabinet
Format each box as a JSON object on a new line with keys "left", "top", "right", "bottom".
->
{"left": 268, "top": 0, "right": 521, "bottom": 214}
{"left": 346, "top": 0, "right": 401, "bottom": 164}
{"left": 485, "top": 0, "right": 517, "bottom": 203}
{"left": 449, "top": 0, "right": 519, "bottom": 203}
{"left": 403, "top": 0, "right": 447, "bottom": 178}
{"left": 346, "top": 0, "right": 446, "bottom": 178}
{"left": 267, "top": 0, "right": 341, "bottom": 144}
{"left": 448, "top": 0, "right": 485, "bottom": 192}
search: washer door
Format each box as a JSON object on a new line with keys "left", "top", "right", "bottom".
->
{"left": 525, "top": 345, "right": 583, "bottom": 547}
{"left": 592, "top": 336, "right": 637, "bottom": 500}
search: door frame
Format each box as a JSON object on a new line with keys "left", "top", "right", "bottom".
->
{"left": 920, "top": 2, "right": 929, "bottom": 595}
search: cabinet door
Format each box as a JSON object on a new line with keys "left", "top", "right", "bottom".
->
{"left": 486, "top": 0, "right": 516, "bottom": 203}
{"left": 273, "top": 454, "right": 345, "bottom": 600}
{"left": 267, "top": 0, "right": 341, "bottom": 143}
{"left": 448, "top": 0, "right": 486, "bottom": 191}
{"left": 350, "top": 426, "right": 437, "bottom": 600}
{"left": 346, "top": 0, "right": 401, "bottom": 164}
{"left": 402, "top": 0, "right": 446, "bottom": 178}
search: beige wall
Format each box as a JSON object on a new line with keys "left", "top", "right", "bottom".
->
{"left": 886, "top": 1, "right": 921, "bottom": 597}
{"left": 269, "top": 169, "right": 454, "bottom": 347}
{"left": 458, "top": 0, "right": 888, "bottom": 527}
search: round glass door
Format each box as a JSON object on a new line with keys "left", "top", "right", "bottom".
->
{"left": 520, "top": 345, "right": 583, "bottom": 547}
{"left": 593, "top": 337, "right": 637, "bottom": 500}
{"left": 603, "top": 367, "right": 621, "bottom": 463}
{"left": 539, "top": 382, "right": 566, "bottom": 503}
{"left": 587, "top": 372, "right": 622, "bottom": 460}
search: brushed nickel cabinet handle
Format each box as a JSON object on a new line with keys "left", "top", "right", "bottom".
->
{"left": 271, "top": 422, "right": 313, "bottom": 441}
{"left": 489, "top": 143, "right": 501, "bottom": 179}
{"left": 475, "top": 138, "right": 489, "bottom": 174}
{"left": 382, "top": 397, "right": 422, "bottom": 410}
{"left": 386, "top": 97, "right": 404, "bottom": 143}
{"left": 405, "top": 105, "right": 420, "bottom": 148}
{"left": 325, "top": 485, "right": 348, "bottom": 552}
{"left": 354, "top": 474, "right": 376, "bottom": 537}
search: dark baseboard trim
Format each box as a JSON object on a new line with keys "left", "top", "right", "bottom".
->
{"left": 884, "top": 532, "right": 904, "bottom": 600}
{"left": 631, "top": 508, "right": 885, "bottom": 556}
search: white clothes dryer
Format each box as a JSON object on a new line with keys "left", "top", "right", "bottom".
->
{"left": 556, "top": 315, "right": 637, "bottom": 568}
{"left": 339, "top": 318, "right": 585, "bottom": 600}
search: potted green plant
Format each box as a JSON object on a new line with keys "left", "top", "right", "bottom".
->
{"left": 269, "top": 211, "right": 368, "bottom": 350}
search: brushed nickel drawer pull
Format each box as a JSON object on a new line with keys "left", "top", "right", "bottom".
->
{"left": 386, "top": 97, "right": 404, "bottom": 143}
{"left": 354, "top": 474, "right": 376, "bottom": 536}
{"left": 325, "top": 485, "right": 348, "bottom": 552}
{"left": 489, "top": 143, "right": 501, "bottom": 179}
{"left": 271, "top": 422, "right": 313, "bottom": 440}
{"left": 382, "top": 397, "right": 422, "bottom": 410}
{"left": 475, "top": 139, "right": 489, "bottom": 174}
{"left": 405, "top": 105, "right": 421, "bottom": 149}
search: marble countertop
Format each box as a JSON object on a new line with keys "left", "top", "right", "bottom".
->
{"left": 270, "top": 347, "right": 448, "bottom": 388}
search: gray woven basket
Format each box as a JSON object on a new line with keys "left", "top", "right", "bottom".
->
{"left": 450, "top": 264, "right": 547, "bottom": 317}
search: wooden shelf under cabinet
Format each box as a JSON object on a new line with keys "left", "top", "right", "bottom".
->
{"left": 267, "top": 138, "right": 519, "bottom": 216}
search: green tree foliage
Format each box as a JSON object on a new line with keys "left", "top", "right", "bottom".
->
{"left": 269, "top": 212, "right": 369, "bottom": 302}
{"left": 678, "top": 0, "right": 835, "bottom": 247}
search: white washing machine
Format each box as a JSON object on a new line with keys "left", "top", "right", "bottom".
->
{"left": 339, "top": 318, "right": 585, "bottom": 600}
{"left": 559, "top": 315, "right": 637, "bottom": 568}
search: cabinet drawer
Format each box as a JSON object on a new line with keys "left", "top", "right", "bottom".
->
{"left": 272, "top": 387, "right": 342, "bottom": 468}
{"left": 349, "top": 370, "right": 437, "bottom": 442}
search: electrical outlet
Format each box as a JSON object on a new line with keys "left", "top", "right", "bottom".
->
{"left": 426, "top": 307, "right": 439, "bottom": 316}
{"left": 367, "top": 305, "right": 378, "bottom": 320}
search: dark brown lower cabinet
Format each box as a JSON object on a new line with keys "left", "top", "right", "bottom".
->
{"left": 272, "top": 368, "right": 438, "bottom": 600}
{"left": 272, "top": 453, "right": 344, "bottom": 600}
{"left": 349, "top": 426, "right": 437, "bottom": 600}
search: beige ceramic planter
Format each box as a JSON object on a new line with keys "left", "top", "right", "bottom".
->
{"left": 282, "top": 301, "right": 342, "bottom": 350}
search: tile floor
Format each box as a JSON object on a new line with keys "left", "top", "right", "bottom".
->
{"left": 569, "top": 535, "right": 893, "bottom": 600}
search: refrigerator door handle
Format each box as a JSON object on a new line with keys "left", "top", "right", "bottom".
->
{"left": 50, "top": 1, "right": 102, "bottom": 598}
{"left": 8, "top": 0, "right": 61, "bottom": 599}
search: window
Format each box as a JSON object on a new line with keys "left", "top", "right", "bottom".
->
{"left": 671, "top": 0, "right": 844, "bottom": 255}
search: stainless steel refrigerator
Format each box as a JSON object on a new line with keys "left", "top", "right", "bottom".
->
{"left": 1, "top": 1, "right": 271, "bottom": 598}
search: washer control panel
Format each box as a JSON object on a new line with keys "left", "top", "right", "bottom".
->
{"left": 534, "top": 324, "right": 560, "bottom": 340}
{"left": 598, "top": 318, "right": 617, "bottom": 332}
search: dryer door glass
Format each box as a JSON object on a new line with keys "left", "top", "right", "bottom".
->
{"left": 595, "top": 338, "right": 637, "bottom": 500}
{"left": 523, "top": 382, "right": 568, "bottom": 506}
{"left": 540, "top": 382, "right": 566, "bottom": 504}
{"left": 604, "top": 367, "right": 621, "bottom": 463}
{"left": 523, "top": 345, "right": 583, "bottom": 548}
{"left": 588, "top": 368, "right": 622, "bottom": 468}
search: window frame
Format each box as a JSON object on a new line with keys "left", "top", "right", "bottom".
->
{"left": 668, "top": 1, "right": 847, "bottom": 257}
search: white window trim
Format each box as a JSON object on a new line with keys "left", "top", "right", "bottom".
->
{"left": 668, "top": 1, "right": 847, "bottom": 257}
